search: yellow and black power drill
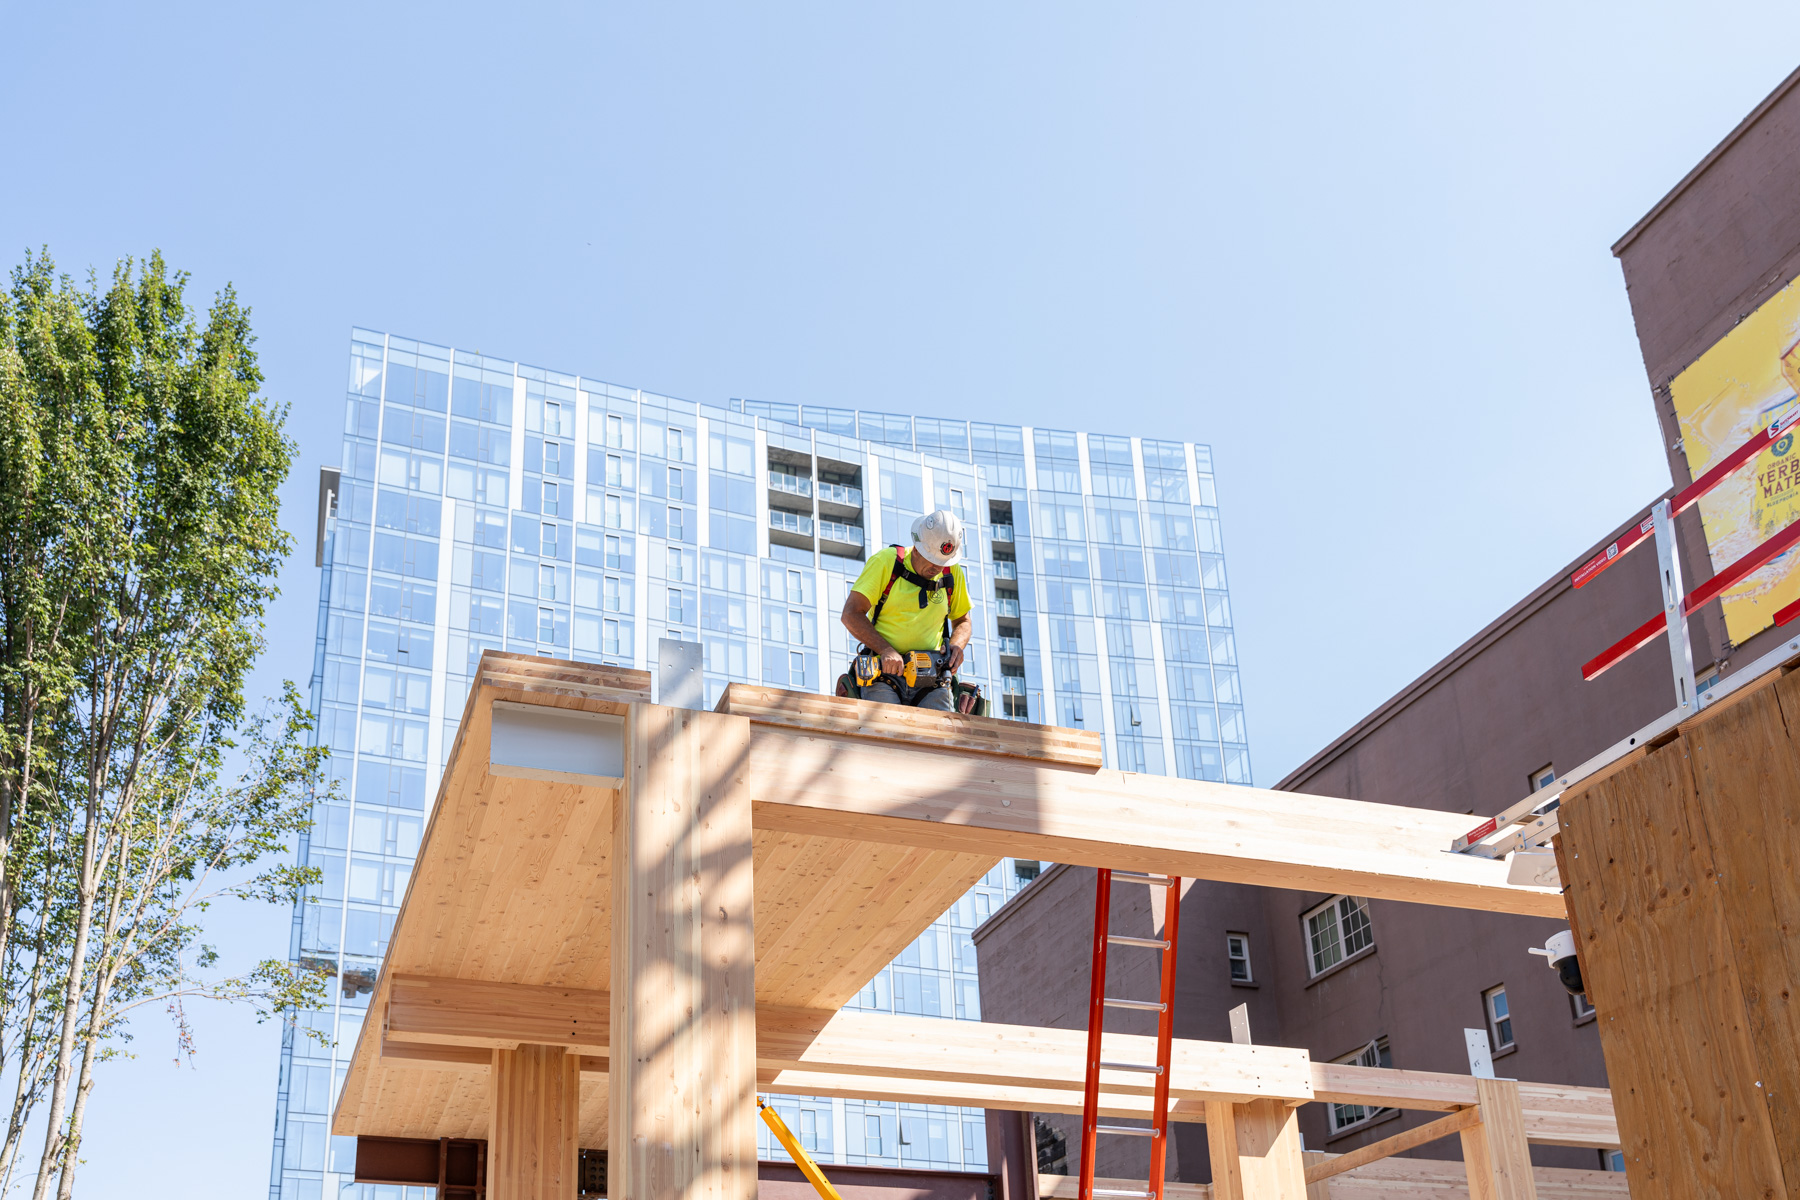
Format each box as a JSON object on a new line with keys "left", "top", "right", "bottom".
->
{"left": 854, "top": 649, "right": 945, "bottom": 691}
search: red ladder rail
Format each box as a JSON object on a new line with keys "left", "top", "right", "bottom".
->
{"left": 1077, "top": 869, "right": 1182, "bottom": 1200}
{"left": 1571, "top": 408, "right": 1800, "bottom": 590}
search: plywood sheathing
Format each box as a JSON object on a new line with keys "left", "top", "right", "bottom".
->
{"left": 1559, "top": 664, "right": 1800, "bottom": 1199}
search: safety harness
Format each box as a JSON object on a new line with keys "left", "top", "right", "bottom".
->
{"left": 838, "top": 546, "right": 986, "bottom": 714}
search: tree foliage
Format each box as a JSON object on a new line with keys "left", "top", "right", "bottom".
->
{"left": 0, "top": 249, "right": 328, "bottom": 1198}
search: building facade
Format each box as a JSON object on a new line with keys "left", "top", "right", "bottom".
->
{"left": 269, "top": 328, "right": 1251, "bottom": 1199}
{"left": 975, "top": 65, "right": 1800, "bottom": 1190}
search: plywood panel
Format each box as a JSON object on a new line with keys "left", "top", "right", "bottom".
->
{"left": 1685, "top": 671, "right": 1800, "bottom": 1189}
{"left": 1559, "top": 707, "right": 1787, "bottom": 1200}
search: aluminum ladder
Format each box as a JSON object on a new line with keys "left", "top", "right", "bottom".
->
{"left": 1077, "top": 868, "right": 1182, "bottom": 1200}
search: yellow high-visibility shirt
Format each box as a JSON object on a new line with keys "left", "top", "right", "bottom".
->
{"left": 850, "top": 547, "right": 971, "bottom": 653}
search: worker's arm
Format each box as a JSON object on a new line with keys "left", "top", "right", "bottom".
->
{"left": 842, "top": 591, "right": 905, "bottom": 677}
{"left": 942, "top": 613, "right": 973, "bottom": 674}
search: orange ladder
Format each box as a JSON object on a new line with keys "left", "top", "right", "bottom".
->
{"left": 1077, "top": 869, "right": 1182, "bottom": 1200}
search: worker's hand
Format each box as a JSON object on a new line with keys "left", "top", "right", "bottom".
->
{"left": 880, "top": 648, "right": 905, "bottom": 678}
{"left": 943, "top": 643, "right": 965, "bottom": 673}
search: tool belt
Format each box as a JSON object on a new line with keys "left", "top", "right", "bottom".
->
{"left": 835, "top": 546, "right": 987, "bottom": 715}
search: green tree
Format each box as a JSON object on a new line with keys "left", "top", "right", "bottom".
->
{"left": 0, "top": 250, "right": 329, "bottom": 1199}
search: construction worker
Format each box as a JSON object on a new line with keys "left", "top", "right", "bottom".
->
{"left": 840, "top": 509, "right": 974, "bottom": 710}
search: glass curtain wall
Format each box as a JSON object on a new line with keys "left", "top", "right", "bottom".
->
{"left": 270, "top": 332, "right": 1253, "bottom": 1199}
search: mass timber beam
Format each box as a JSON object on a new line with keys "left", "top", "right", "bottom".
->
{"left": 384, "top": 975, "right": 612, "bottom": 1055}
{"left": 609, "top": 705, "right": 757, "bottom": 1200}
{"left": 1304, "top": 1107, "right": 1481, "bottom": 1185}
{"left": 743, "top": 726, "right": 1564, "bottom": 917}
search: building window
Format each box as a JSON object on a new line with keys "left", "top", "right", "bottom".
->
{"left": 544, "top": 440, "right": 562, "bottom": 474}
{"left": 1529, "top": 763, "right": 1556, "bottom": 792}
{"left": 603, "top": 618, "right": 621, "bottom": 656}
{"left": 1227, "top": 933, "right": 1252, "bottom": 983}
{"left": 604, "top": 534, "right": 622, "bottom": 569}
{"left": 537, "top": 606, "right": 555, "bottom": 643}
{"left": 1484, "top": 985, "right": 1515, "bottom": 1051}
{"left": 1571, "top": 991, "right": 1596, "bottom": 1022}
{"left": 1329, "top": 1038, "right": 1394, "bottom": 1133}
{"left": 543, "top": 480, "right": 561, "bottom": 516}
{"left": 1305, "top": 895, "right": 1374, "bottom": 976}
{"left": 539, "top": 564, "right": 557, "bottom": 600}
{"left": 541, "top": 521, "right": 558, "bottom": 557}
{"left": 1604, "top": 1150, "right": 1626, "bottom": 1172}
{"left": 604, "top": 576, "right": 623, "bottom": 613}
{"left": 606, "top": 414, "right": 625, "bottom": 449}
{"left": 668, "top": 466, "right": 685, "bottom": 500}
{"left": 668, "top": 505, "right": 684, "bottom": 541}
{"left": 667, "top": 588, "right": 685, "bottom": 624}
{"left": 607, "top": 453, "right": 624, "bottom": 486}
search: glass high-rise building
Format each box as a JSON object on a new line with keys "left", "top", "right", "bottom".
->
{"left": 270, "top": 328, "right": 1251, "bottom": 1199}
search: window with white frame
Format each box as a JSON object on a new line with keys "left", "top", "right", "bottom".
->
{"left": 538, "top": 564, "right": 557, "bottom": 600}
{"left": 1529, "top": 763, "right": 1556, "bottom": 793}
{"left": 541, "top": 521, "right": 558, "bottom": 557}
{"left": 1305, "top": 895, "right": 1374, "bottom": 976}
{"left": 1329, "top": 1038, "right": 1393, "bottom": 1133}
{"left": 1484, "top": 985, "right": 1515, "bottom": 1051}
{"left": 543, "top": 480, "right": 561, "bottom": 516}
{"left": 537, "top": 607, "right": 555, "bottom": 643}
{"left": 1227, "top": 933, "right": 1252, "bottom": 983}
{"left": 1604, "top": 1150, "right": 1625, "bottom": 1172}
{"left": 1571, "top": 991, "right": 1595, "bottom": 1021}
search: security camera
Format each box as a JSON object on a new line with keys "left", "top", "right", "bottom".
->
{"left": 1528, "top": 929, "right": 1585, "bottom": 997}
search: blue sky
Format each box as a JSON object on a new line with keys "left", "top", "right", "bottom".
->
{"left": 3, "top": 2, "right": 1796, "bottom": 1194}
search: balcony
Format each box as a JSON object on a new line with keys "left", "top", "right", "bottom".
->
{"left": 995, "top": 598, "right": 1021, "bottom": 619}
{"left": 817, "top": 482, "right": 863, "bottom": 508}
{"left": 768, "top": 470, "right": 812, "bottom": 499}
{"left": 818, "top": 519, "right": 864, "bottom": 547}
{"left": 769, "top": 510, "right": 813, "bottom": 536}
{"left": 993, "top": 560, "right": 1017, "bottom": 581}
{"left": 997, "top": 636, "right": 1025, "bottom": 657}
{"left": 990, "top": 523, "right": 1014, "bottom": 544}
{"left": 1001, "top": 676, "right": 1027, "bottom": 696}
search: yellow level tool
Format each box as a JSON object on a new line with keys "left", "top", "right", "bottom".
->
{"left": 758, "top": 1097, "right": 844, "bottom": 1200}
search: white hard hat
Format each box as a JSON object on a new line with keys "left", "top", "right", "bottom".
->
{"left": 910, "top": 509, "right": 966, "bottom": 568}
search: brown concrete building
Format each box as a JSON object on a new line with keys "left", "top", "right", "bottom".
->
{"left": 977, "top": 61, "right": 1800, "bottom": 1190}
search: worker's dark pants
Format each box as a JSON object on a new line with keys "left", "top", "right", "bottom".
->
{"left": 863, "top": 681, "right": 954, "bottom": 711}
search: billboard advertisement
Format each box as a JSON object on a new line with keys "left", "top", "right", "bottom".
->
{"left": 1670, "top": 273, "right": 1800, "bottom": 644}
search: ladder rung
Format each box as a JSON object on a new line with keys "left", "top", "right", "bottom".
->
{"left": 1103, "top": 997, "right": 1167, "bottom": 1012}
{"left": 1099, "top": 1060, "right": 1164, "bottom": 1074}
{"left": 1106, "top": 935, "right": 1169, "bottom": 949}
{"left": 1092, "top": 1189, "right": 1152, "bottom": 1198}
{"left": 1094, "top": 1124, "right": 1158, "bottom": 1138}
{"left": 1109, "top": 871, "right": 1173, "bottom": 887}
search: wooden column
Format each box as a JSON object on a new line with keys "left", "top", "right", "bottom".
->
{"left": 610, "top": 704, "right": 757, "bottom": 1200}
{"left": 1458, "top": 1078, "right": 1537, "bottom": 1200}
{"left": 1204, "top": 1099, "right": 1307, "bottom": 1199}
{"left": 489, "top": 1044, "right": 580, "bottom": 1199}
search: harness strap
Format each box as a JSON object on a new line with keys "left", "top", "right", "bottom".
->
{"left": 864, "top": 545, "right": 958, "bottom": 650}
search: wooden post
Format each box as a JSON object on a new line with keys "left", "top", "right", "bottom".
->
{"left": 610, "top": 704, "right": 757, "bottom": 1200}
{"left": 489, "top": 1044, "right": 579, "bottom": 1199}
{"left": 1459, "top": 1078, "right": 1537, "bottom": 1200}
{"left": 1204, "top": 1099, "right": 1306, "bottom": 1199}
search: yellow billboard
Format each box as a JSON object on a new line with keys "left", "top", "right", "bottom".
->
{"left": 1671, "top": 274, "right": 1800, "bottom": 644}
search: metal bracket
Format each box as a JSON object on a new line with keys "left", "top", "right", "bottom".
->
{"left": 1651, "top": 498, "right": 1698, "bottom": 712}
